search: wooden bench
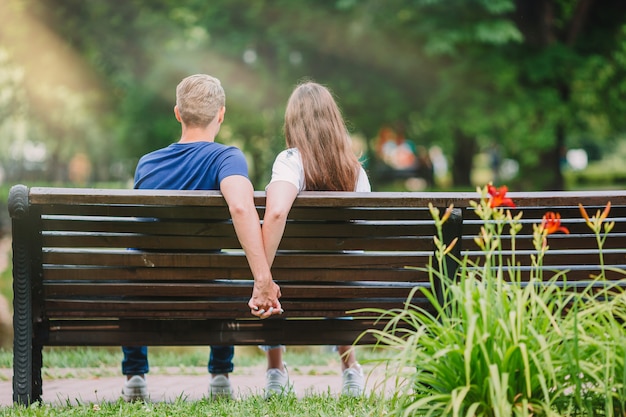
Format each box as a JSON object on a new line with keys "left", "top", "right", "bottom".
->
{"left": 9, "top": 185, "right": 626, "bottom": 404}
{"left": 8, "top": 184, "right": 462, "bottom": 404}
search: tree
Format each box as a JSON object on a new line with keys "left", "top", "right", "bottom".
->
{"left": 183, "top": 0, "right": 438, "bottom": 184}
{"left": 365, "top": 0, "right": 626, "bottom": 190}
{"left": 0, "top": 0, "right": 115, "bottom": 183}
{"left": 3, "top": 0, "right": 624, "bottom": 190}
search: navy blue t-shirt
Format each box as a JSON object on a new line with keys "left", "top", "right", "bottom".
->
{"left": 134, "top": 141, "right": 248, "bottom": 190}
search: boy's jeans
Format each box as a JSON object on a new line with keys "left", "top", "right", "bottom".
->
{"left": 122, "top": 345, "right": 234, "bottom": 375}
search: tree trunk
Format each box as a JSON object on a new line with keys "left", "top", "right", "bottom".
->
{"left": 451, "top": 130, "right": 477, "bottom": 188}
{"left": 537, "top": 124, "right": 565, "bottom": 190}
{"left": 513, "top": 0, "right": 592, "bottom": 191}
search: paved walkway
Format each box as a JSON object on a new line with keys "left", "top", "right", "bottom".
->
{"left": 0, "top": 364, "right": 396, "bottom": 406}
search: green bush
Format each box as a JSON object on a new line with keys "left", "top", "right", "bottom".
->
{"left": 364, "top": 185, "right": 626, "bottom": 416}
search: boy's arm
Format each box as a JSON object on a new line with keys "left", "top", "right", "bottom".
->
{"left": 220, "top": 175, "right": 282, "bottom": 318}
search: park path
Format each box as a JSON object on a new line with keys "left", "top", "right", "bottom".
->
{"left": 0, "top": 364, "right": 398, "bottom": 406}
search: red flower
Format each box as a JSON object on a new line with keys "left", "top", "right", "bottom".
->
{"left": 541, "top": 212, "right": 569, "bottom": 235}
{"left": 487, "top": 184, "right": 516, "bottom": 208}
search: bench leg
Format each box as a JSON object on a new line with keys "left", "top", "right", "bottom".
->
{"left": 12, "top": 339, "right": 42, "bottom": 405}
{"left": 33, "top": 341, "right": 43, "bottom": 401}
{"left": 12, "top": 278, "right": 41, "bottom": 404}
{"left": 10, "top": 189, "right": 42, "bottom": 405}
{"left": 12, "top": 255, "right": 41, "bottom": 404}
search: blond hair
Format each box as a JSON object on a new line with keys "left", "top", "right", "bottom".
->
{"left": 175, "top": 74, "right": 225, "bottom": 128}
{"left": 284, "top": 82, "right": 360, "bottom": 191}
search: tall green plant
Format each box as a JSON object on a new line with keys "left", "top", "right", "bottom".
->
{"left": 362, "top": 185, "right": 626, "bottom": 416}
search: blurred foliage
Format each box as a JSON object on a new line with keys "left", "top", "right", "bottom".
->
{"left": 0, "top": 0, "right": 625, "bottom": 190}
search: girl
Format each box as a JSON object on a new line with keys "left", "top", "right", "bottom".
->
{"left": 261, "top": 81, "right": 370, "bottom": 398}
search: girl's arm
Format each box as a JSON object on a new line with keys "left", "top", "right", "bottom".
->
{"left": 262, "top": 181, "right": 299, "bottom": 266}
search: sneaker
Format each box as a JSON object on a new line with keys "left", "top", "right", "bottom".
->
{"left": 209, "top": 374, "right": 232, "bottom": 399}
{"left": 265, "top": 362, "right": 294, "bottom": 399}
{"left": 342, "top": 364, "right": 365, "bottom": 397}
{"left": 122, "top": 375, "right": 148, "bottom": 402}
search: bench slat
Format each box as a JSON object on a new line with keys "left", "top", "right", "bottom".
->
{"left": 43, "top": 299, "right": 424, "bottom": 318}
{"left": 43, "top": 319, "right": 406, "bottom": 346}
{"left": 42, "top": 267, "right": 424, "bottom": 282}
{"left": 27, "top": 188, "right": 463, "bottom": 207}
{"left": 39, "top": 205, "right": 441, "bottom": 221}
{"left": 41, "top": 234, "right": 435, "bottom": 251}
{"left": 462, "top": 220, "right": 626, "bottom": 235}
{"left": 28, "top": 187, "right": 626, "bottom": 207}
{"left": 43, "top": 281, "right": 417, "bottom": 298}
{"left": 464, "top": 249, "right": 626, "bottom": 266}
{"left": 41, "top": 250, "right": 430, "bottom": 268}
{"left": 462, "top": 234, "right": 626, "bottom": 251}
{"left": 41, "top": 218, "right": 438, "bottom": 237}
{"left": 472, "top": 265, "right": 626, "bottom": 280}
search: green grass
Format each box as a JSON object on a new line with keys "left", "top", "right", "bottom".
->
{"left": 0, "top": 345, "right": 387, "bottom": 372}
{"left": 0, "top": 346, "right": 394, "bottom": 416}
{"left": 0, "top": 394, "right": 389, "bottom": 416}
{"left": 0, "top": 346, "right": 214, "bottom": 370}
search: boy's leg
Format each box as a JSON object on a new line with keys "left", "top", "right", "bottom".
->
{"left": 122, "top": 346, "right": 149, "bottom": 376}
{"left": 121, "top": 346, "right": 149, "bottom": 401}
{"left": 208, "top": 345, "right": 234, "bottom": 375}
{"left": 208, "top": 346, "right": 234, "bottom": 398}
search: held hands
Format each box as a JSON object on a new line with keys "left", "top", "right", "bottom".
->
{"left": 249, "top": 279, "right": 283, "bottom": 319}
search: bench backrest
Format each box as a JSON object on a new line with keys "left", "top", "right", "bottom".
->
{"left": 10, "top": 186, "right": 626, "bottom": 347}
{"left": 9, "top": 185, "right": 461, "bottom": 346}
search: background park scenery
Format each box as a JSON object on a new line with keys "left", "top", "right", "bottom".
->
{"left": 0, "top": 0, "right": 626, "bottom": 195}
{"left": 1, "top": 0, "right": 626, "bottom": 415}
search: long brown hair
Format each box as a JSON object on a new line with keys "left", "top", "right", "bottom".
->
{"left": 284, "top": 82, "right": 361, "bottom": 191}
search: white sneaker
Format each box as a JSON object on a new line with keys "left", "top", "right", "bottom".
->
{"left": 265, "top": 362, "right": 294, "bottom": 399}
{"left": 122, "top": 375, "right": 148, "bottom": 402}
{"left": 342, "top": 364, "right": 365, "bottom": 396}
{"left": 209, "top": 374, "right": 232, "bottom": 399}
